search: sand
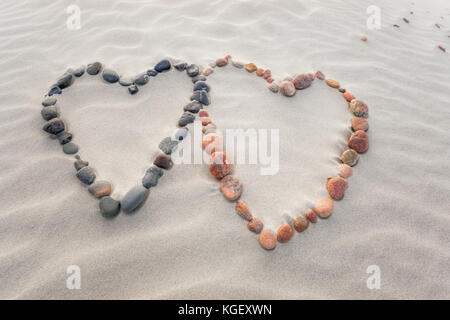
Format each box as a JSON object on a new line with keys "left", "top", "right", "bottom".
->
{"left": 0, "top": 0, "right": 449, "bottom": 299}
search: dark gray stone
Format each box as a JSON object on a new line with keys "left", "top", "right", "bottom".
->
{"left": 142, "top": 166, "right": 164, "bottom": 189}
{"left": 74, "top": 157, "right": 89, "bottom": 171}
{"left": 102, "top": 69, "right": 119, "bottom": 83}
{"left": 186, "top": 64, "right": 200, "bottom": 77}
{"left": 76, "top": 166, "right": 96, "bottom": 185}
{"left": 48, "top": 85, "right": 61, "bottom": 96}
{"left": 191, "top": 75, "right": 206, "bottom": 83}
{"left": 128, "top": 84, "right": 139, "bottom": 94}
{"left": 159, "top": 136, "right": 179, "bottom": 155}
{"left": 121, "top": 185, "right": 150, "bottom": 213}
{"left": 146, "top": 69, "right": 158, "bottom": 77}
{"left": 99, "top": 196, "right": 121, "bottom": 218}
{"left": 71, "top": 66, "right": 85, "bottom": 77}
{"left": 178, "top": 112, "right": 196, "bottom": 127}
{"left": 87, "top": 62, "right": 102, "bottom": 75}
{"left": 134, "top": 73, "right": 149, "bottom": 86}
{"left": 191, "top": 90, "right": 210, "bottom": 105}
{"left": 62, "top": 142, "right": 78, "bottom": 154}
{"left": 41, "top": 106, "right": 58, "bottom": 121}
{"left": 56, "top": 73, "right": 74, "bottom": 89}
{"left": 183, "top": 101, "right": 202, "bottom": 113}
{"left": 42, "top": 97, "right": 57, "bottom": 106}
{"left": 43, "top": 118, "right": 65, "bottom": 135}
{"left": 193, "top": 81, "right": 210, "bottom": 92}
{"left": 154, "top": 60, "right": 171, "bottom": 72}
{"left": 174, "top": 62, "right": 188, "bottom": 71}
{"left": 57, "top": 131, "right": 72, "bottom": 145}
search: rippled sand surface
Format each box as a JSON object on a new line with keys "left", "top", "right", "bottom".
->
{"left": 0, "top": 0, "right": 449, "bottom": 299}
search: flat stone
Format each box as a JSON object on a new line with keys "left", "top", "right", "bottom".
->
{"left": 178, "top": 112, "right": 196, "bottom": 127}
{"left": 76, "top": 166, "right": 96, "bottom": 185}
{"left": 315, "top": 70, "right": 325, "bottom": 80}
{"left": 174, "top": 62, "right": 188, "bottom": 71}
{"left": 173, "top": 127, "right": 189, "bottom": 141}
{"left": 62, "top": 142, "right": 78, "bottom": 154}
{"left": 128, "top": 84, "right": 139, "bottom": 94}
{"left": 134, "top": 73, "right": 149, "bottom": 86}
{"left": 154, "top": 59, "right": 171, "bottom": 72}
{"left": 191, "top": 90, "right": 210, "bottom": 105}
{"left": 292, "top": 73, "right": 314, "bottom": 90}
{"left": 343, "top": 92, "right": 355, "bottom": 102}
{"left": 306, "top": 210, "right": 317, "bottom": 223}
{"left": 338, "top": 164, "right": 352, "bottom": 178}
{"left": 198, "top": 110, "right": 209, "bottom": 117}
{"left": 209, "top": 152, "right": 231, "bottom": 179}
{"left": 43, "top": 118, "right": 65, "bottom": 135}
{"left": 71, "top": 66, "right": 85, "bottom": 77}
{"left": 121, "top": 185, "right": 150, "bottom": 213}
{"left": 153, "top": 154, "right": 173, "bottom": 170}
{"left": 351, "top": 117, "right": 369, "bottom": 131}
{"left": 349, "top": 100, "right": 369, "bottom": 118}
{"left": 191, "top": 75, "right": 206, "bottom": 83}
{"left": 159, "top": 136, "right": 178, "bottom": 155}
{"left": 186, "top": 64, "right": 200, "bottom": 77}
{"left": 87, "top": 62, "right": 102, "bottom": 75}
{"left": 314, "top": 197, "right": 334, "bottom": 219}
{"left": 41, "top": 106, "right": 58, "bottom": 121}
{"left": 340, "top": 149, "right": 359, "bottom": 166}
{"left": 74, "top": 157, "right": 89, "bottom": 171}
{"left": 102, "top": 69, "right": 119, "bottom": 83}
{"left": 56, "top": 73, "right": 74, "bottom": 89}
{"left": 142, "top": 166, "right": 164, "bottom": 188}
{"left": 202, "top": 118, "right": 212, "bottom": 126}
{"left": 277, "top": 224, "right": 294, "bottom": 243}
{"left": 245, "top": 63, "right": 257, "bottom": 72}
{"left": 216, "top": 58, "right": 228, "bottom": 67}
{"left": 294, "top": 216, "right": 309, "bottom": 232}
{"left": 119, "top": 78, "right": 133, "bottom": 86}
{"left": 146, "top": 69, "right": 158, "bottom": 77}
{"left": 48, "top": 85, "right": 61, "bottom": 96}
{"left": 348, "top": 130, "right": 369, "bottom": 153}
{"left": 247, "top": 218, "right": 263, "bottom": 233}
{"left": 202, "top": 67, "right": 214, "bottom": 76}
{"left": 220, "top": 175, "right": 242, "bottom": 201}
{"left": 57, "top": 131, "right": 72, "bottom": 145}
{"left": 193, "top": 81, "right": 210, "bottom": 92}
{"left": 99, "top": 196, "right": 120, "bottom": 218}
{"left": 231, "top": 60, "right": 244, "bottom": 69}
{"left": 327, "top": 176, "right": 348, "bottom": 200}
{"left": 183, "top": 101, "right": 203, "bottom": 113}
{"left": 42, "top": 97, "right": 57, "bottom": 106}
{"left": 235, "top": 200, "right": 253, "bottom": 221}
{"left": 326, "top": 78, "right": 340, "bottom": 88}
{"left": 268, "top": 83, "right": 279, "bottom": 93}
{"left": 88, "top": 181, "right": 112, "bottom": 198}
{"left": 259, "top": 229, "right": 276, "bottom": 250}
{"left": 279, "top": 81, "right": 296, "bottom": 97}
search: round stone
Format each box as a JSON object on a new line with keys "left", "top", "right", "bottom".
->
{"left": 235, "top": 200, "right": 252, "bottom": 221}
{"left": 43, "top": 118, "right": 65, "bottom": 135}
{"left": 245, "top": 63, "right": 257, "bottom": 73}
{"left": 248, "top": 218, "right": 264, "bottom": 233}
{"left": 186, "top": 64, "right": 200, "bottom": 77}
{"left": 326, "top": 79, "right": 340, "bottom": 88}
{"left": 62, "top": 142, "right": 79, "bottom": 154}
{"left": 99, "top": 196, "right": 121, "bottom": 218}
{"left": 263, "top": 69, "right": 271, "bottom": 79}
{"left": 76, "top": 166, "right": 96, "bottom": 185}
{"left": 314, "top": 197, "right": 334, "bottom": 219}
{"left": 340, "top": 149, "right": 359, "bottom": 167}
{"left": 154, "top": 154, "right": 173, "bottom": 170}
{"left": 348, "top": 130, "right": 369, "bottom": 153}
{"left": 343, "top": 91, "right": 355, "bottom": 102}
{"left": 220, "top": 175, "right": 242, "bottom": 201}
{"left": 159, "top": 137, "right": 178, "bottom": 155}
{"left": 121, "top": 185, "right": 150, "bottom": 213}
{"left": 292, "top": 73, "right": 314, "bottom": 90}
{"left": 327, "top": 176, "right": 348, "bottom": 200}
{"left": 315, "top": 70, "right": 325, "bottom": 80}
{"left": 142, "top": 166, "right": 163, "bottom": 188}
{"left": 209, "top": 152, "right": 231, "bottom": 179}
{"left": 259, "top": 229, "right": 277, "bottom": 250}
{"left": 279, "top": 81, "right": 296, "bottom": 97}
{"left": 256, "top": 68, "right": 264, "bottom": 76}
{"left": 193, "top": 81, "right": 210, "bottom": 92}
{"left": 351, "top": 117, "right": 369, "bottom": 131}
{"left": 102, "top": 69, "right": 119, "bottom": 83}
{"left": 231, "top": 60, "right": 244, "bottom": 69}
{"left": 134, "top": 73, "right": 149, "bottom": 86}
{"left": 306, "top": 210, "right": 317, "bottom": 223}
{"left": 277, "top": 224, "right": 293, "bottom": 243}
{"left": 88, "top": 181, "right": 112, "bottom": 198}
{"left": 173, "top": 127, "right": 189, "bottom": 141}
{"left": 216, "top": 58, "right": 228, "bottom": 67}
{"left": 154, "top": 59, "right": 171, "bottom": 72}
{"left": 203, "top": 67, "right": 214, "bottom": 76}
{"left": 42, "top": 97, "right": 57, "bottom": 107}
{"left": 198, "top": 110, "right": 209, "bottom": 117}
{"left": 268, "top": 83, "right": 279, "bottom": 93}
{"left": 128, "top": 84, "right": 139, "bottom": 94}
{"left": 337, "top": 164, "right": 352, "bottom": 178}
{"left": 41, "top": 106, "right": 58, "bottom": 121}
{"left": 361, "top": 35, "right": 367, "bottom": 41}
{"left": 56, "top": 73, "right": 74, "bottom": 89}
{"left": 294, "top": 216, "right": 309, "bottom": 232}
{"left": 86, "top": 62, "right": 102, "bottom": 75}
{"left": 349, "top": 100, "right": 369, "bottom": 118}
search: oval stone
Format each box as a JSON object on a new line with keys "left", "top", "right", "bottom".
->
{"left": 198, "top": 110, "right": 209, "bottom": 117}
{"left": 314, "top": 197, "right": 334, "bottom": 219}
{"left": 178, "top": 112, "right": 196, "bottom": 127}
{"left": 231, "top": 60, "right": 244, "bottom": 69}
{"left": 154, "top": 59, "right": 171, "bottom": 72}
{"left": 102, "top": 69, "right": 120, "bottom": 83}
{"left": 146, "top": 69, "right": 158, "bottom": 77}
{"left": 325, "top": 79, "right": 340, "bottom": 88}
{"left": 43, "top": 118, "right": 65, "bottom": 135}
{"left": 279, "top": 81, "right": 296, "bottom": 97}
{"left": 186, "top": 64, "right": 200, "bottom": 77}
{"left": 191, "top": 75, "right": 206, "bottom": 83}
{"left": 191, "top": 90, "right": 210, "bottom": 105}
{"left": 340, "top": 149, "right": 359, "bottom": 166}
{"left": 315, "top": 70, "right": 325, "bottom": 80}
{"left": 88, "top": 181, "right": 112, "bottom": 198}
{"left": 292, "top": 73, "right": 314, "bottom": 90}
{"left": 183, "top": 101, "right": 202, "bottom": 114}
{"left": 193, "top": 81, "right": 210, "bottom": 92}
{"left": 343, "top": 92, "right": 355, "bottom": 102}
{"left": 134, "top": 73, "right": 149, "bottom": 86}
{"left": 294, "top": 216, "right": 309, "bottom": 232}
{"left": 220, "top": 175, "right": 242, "bottom": 201}
{"left": 42, "top": 97, "right": 57, "bottom": 107}
{"left": 56, "top": 73, "right": 74, "bottom": 89}
{"left": 159, "top": 137, "right": 178, "bottom": 155}
{"left": 259, "top": 229, "right": 277, "bottom": 250}
{"left": 86, "top": 62, "right": 102, "bottom": 75}
{"left": 248, "top": 218, "right": 263, "bottom": 233}
{"left": 277, "top": 224, "right": 294, "bottom": 243}
{"left": 41, "top": 106, "right": 58, "bottom": 121}
{"left": 202, "top": 67, "right": 214, "bottom": 76}
{"left": 348, "top": 130, "right": 369, "bottom": 153}
{"left": 256, "top": 68, "right": 264, "bottom": 77}
{"left": 235, "top": 200, "right": 253, "bottom": 221}
{"left": 62, "top": 142, "right": 79, "bottom": 154}
{"left": 216, "top": 58, "right": 228, "bottom": 67}
{"left": 154, "top": 154, "right": 173, "bottom": 170}
{"left": 263, "top": 69, "right": 271, "bottom": 79}
{"left": 173, "top": 127, "right": 189, "bottom": 141}
{"left": 245, "top": 63, "right": 257, "bottom": 73}
{"left": 121, "top": 185, "right": 150, "bottom": 213}
{"left": 142, "top": 166, "right": 163, "bottom": 188}
{"left": 349, "top": 99, "right": 369, "bottom": 118}
{"left": 76, "top": 166, "right": 96, "bottom": 185}
{"left": 337, "top": 164, "right": 352, "bottom": 178}
{"left": 209, "top": 152, "right": 231, "bottom": 179}
{"left": 202, "top": 133, "right": 220, "bottom": 149}
{"left": 327, "top": 176, "right": 348, "bottom": 200}
{"left": 57, "top": 131, "right": 73, "bottom": 145}
{"left": 306, "top": 210, "right": 317, "bottom": 223}
{"left": 99, "top": 196, "right": 121, "bottom": 218}
{"left": 351, "top": 117, "right": 369, "bottom": 131}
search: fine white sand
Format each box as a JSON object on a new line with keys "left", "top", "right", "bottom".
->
{"left": 0, "top": 0, "right": 449, "bottom": 299}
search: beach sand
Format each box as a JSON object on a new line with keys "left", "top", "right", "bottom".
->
{"left": 0, "top": 0, "right": 449, "bottom": 299}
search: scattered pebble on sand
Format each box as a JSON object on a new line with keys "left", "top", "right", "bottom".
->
{"left": 259, "top": 229, "right": 277, "bottom": 250}
{"left": 220, "top": 175, "right": 243, "bottom": 201}
{"left": 294, "top": 216, "right": 309, "bottom": 232}
{"left": 314, "top": 197, "right": 334, "bottom": 219}
{"left": 337, "top": 164, "right": 352, "bottom": 178}
{"left": 235, "top": 200, "right": 253, "bottom": 221}
{"left": 277, "top": 224, "right": 294, "bottom": 243}
{"left": 88, "top": 181, "right": 112, "bottom": 198}
{"left": 209, "top": 152, "right": 231, "bottom": 179}
{"left": 326, "top": 176, "right": 348, "bottom": 200}
{"left": 351, "top": 117, "right": 369, "bottom": 131}
{"left": 341, "top": 149, "right": 359, "bottom": 167}
{"left": 306, "top": 210, "right": 317, "bottom": 223}
{"left": 248, "top": 218, "right": 263, "bottom": 233}
{"left": 348, "top": 130, "right": 369, "bottom": 153}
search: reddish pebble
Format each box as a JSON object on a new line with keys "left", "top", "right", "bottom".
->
{"left": 216, "top": 58, "right": 228, "bottom": 67}
{"left": 236, "top": 200, "right": 253, "bottom": 221}
{"left": 438, "top": 45, "right": 446, "bottom": 52}
{"left": 259, "top": 229, "right": 276, "bottom": 250}
{"left": 343, "top": 92, "right": 355, "bottom": 102}
{"left": 220, "top": 175, "right": 242, "bottom": 201}
{"left": 245, "top": 63, "right": 257, "bottom": 72}
{"left": 349, "top": 99, "right": 369, "bottom": 118}
{"left": 202, "top": 118, "right": 212, "bottom": 126}
{"left": 361, "top": 35, "right": 367, "bottom": 41}
{"left": 263, "top": 69, "right": 271, "bottom": 79}
{"left": 314, "top": 197, "right": 334, "bottom": 219}
{"left": 209, "top": 152, "right": 231, "bottom": 179}
{"left": 205, "top": 139, "right": 223, "bottom": 154}
{"left": 340, "top": 149, "right": 359, "bottom": 167}
{"left": 248, "top": 218, "right": 263, "bottom": 233}
{"left": 327, "top": 176, "right": 348, "bottom": 200}
{"left": 337, "top": 164, "right": 352, "bottom": 178}
{"left": 224, "top": 54, "right": 232, "bottom": 61}
{"left": 292, "top": 73, "right": 314, "bottom": 90}
{"left": 326, "top": 79, "right": 340, "bottom": 88}
{"left": 348, "top": 130, "right": 369, "bottom": 153}
{"left": 351, "top": 117, "right": 369, "bottom": 131}
{"left": 279, "top": 81, "right": 296, "bottom": 97}
{"left": 202, "top": 133, "right": 219, "bottom": 149}
{"left": 339, "top": 88, "right": 346, "bottom": 93}
{"left": 306, "top": 210, "right": 317, "bottom": 223}
{"left": 294, "top": 216, "right": 309, "bottom": 232}
{"left": 203, "top": 67, "right": 214, "bottom": 76}
{"left": 256, "top": 68, "right": 264, "bottom": 77}
{"left": 266, "top": 77, "right": 274, "bottom": 83}
{"left": 198, "top": 110, "right": 209, "bottom": 117}
{"left": 315, "top": 70, "right": 325, "bottom": 80}
{"left": 277, "top": 224, "right": 294, "bottom": 243}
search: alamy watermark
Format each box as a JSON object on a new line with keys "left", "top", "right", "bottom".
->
{"left": 66, "top": 265, "right": 81, "bottom": 289}
{"left": 366, "top": 5, "right": 381, "bottom": 30}
{"left": 366, "top": 265, "right": 381, "bottom": 289}
{"left": 66, "top": 5, "right": 81, "bottom": 30}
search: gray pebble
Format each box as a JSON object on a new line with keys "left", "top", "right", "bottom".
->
{"left": 134, "top": 73, "right": 149, "bottom": 86}
{"left": 119, "top": 78, "right": 133, "bottom": 86}
{"left": 99, "top": 196, "right": 121, "bottom": 218}
{"left": 41, "top": 106, "right": 58, "bottom": 121}
{"left": 193, "top": 81, "right": 210, "bottom": 92}
{"left": 71, "top": 66, "right": 85, "bottom": 77}
{"left": 173, "top": 127, "right": 189, "bottom": 141}
{"left": 154, "top": 60, "right": 171, "bottom": 72}
{"left": 159, "top": 136, "right": 179, "bottom": 155}
{"left": 183, "top": 101, "right": 202, "bottom": 113}
{"left": 178, "top": 112, "right": 196, "bottom": 127}
{"left": 42, "top": 97, "right": 57, "bottom": 107}
{"left": 174, "top": 62, "right": 188, "bottom": 71}
{"left": 102, "top": 69, "right": 120, "bottom": 83}
{"left": 57, "top": 131, "right": 73, "bottom": 145}
{"left": 121, "top": 185, "right": 150, "bottom": 213}
{"left": 62, "top": 142, "right": 79, "bottom": 154}
{"left": 88, "top": 180, "right": 112, "bottom": 198}
{"left": 146, "top": 69, "right": 158, "bottom": 77}
{"left": 191, "top": 75, "right": 206, "bottom": 83}
{"left": 268, "top": 83, "right": 279, "bottom": 93}
{"left": 191, "top": 90, "right": 210, "bottom": 105}
{"left": 48, "top": 85, "right": 61, "bottom": 96}
{"left": 87, "top": 62, "right": 102, "bottom": 75}
{"left": 142, "top": 166, "right": 164, "bottom": 188}
{"left": 76, "top": 166, "right": 96, "bottom": 185}
{"left": 43, "top": 118, "right": 65, "bottom": 135}
{"left": 128, "top": 84, "right": 139, "bottom": 94}
{"left": 186, "top": 64, "right": 200, "bottom": 77}
{"left": 74, "top": 158, "right": 89, "bottom": 171}
{"left": 56, "top": 73, "right": 74, "bottom": 89}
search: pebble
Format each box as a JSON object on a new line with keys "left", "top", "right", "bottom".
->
{"left": 220, "top": 175, "right": 243, "bottom": 201}
{"left": 41, "top": 106, "right": 58, "bottom": 121}
{"left": 142, "top": 166, "right": 164, "bottom": 188}
{"left": 178, "top": 112, "right": 196, "bottom": 127}
{"left": 205, "top": 139, "right": 223, "bottom": 154}
{"left": 202, "top": 123, "right": 216, "bottom": 134}
{"left": 349, "top": 100, "right": 369, "bottom": 118}
{"left": 62, "top": 142, "right": 79, "bottom": 154}
{"left": 191, "top": 75, "right": 206, "bottom": 83}
{"left": 248, "top": 218, "right": 263, "bottom": 233}
{"left": 191, "top": 90, "right": 211, "bottom": 105}
{"left": 337, "top": 164, "right": 352, "bottom": 178}
{"left": 245, "top": 63, "right": 257, "bottom": 73}
{"left": 438, "top": 45, "right": 446, "bottom": 52}
{"left": 314, "top": 197, "right": 334, "bottom": 219}
{"left": 128, "top": 84, "right": 139, "bottom": 94}
{"left": 74, "top": 157, "right": 89, "bottom": 171}
{"left": 198, "top": 110, "right": 209, "bottom": 117}
{"left": 56, "top": 73, "right": 74, "bottom": 89}
{"left": 202, "top": 133, "right": 220, "bottom": 149}
{"left": 306, "top": 210, "right": 317, "bottom": 223}
{"left": 235, "top": 200, "right": 253, "bottom": 221}
{"left": 88, "top": 181, "right": 112, "bottom": 198}
{"left": 86, "top": 62, "right": 102, "bottom": 75}
{"left": 326, "top": 79, "right": 340, "bottom": 88}
{"left": 48, "top": 85, "right": 62, "bottom": 96}
{"left": 259, "top": 229, "right": 276, "bottom": 250}
{"left": 202, "top": 118, "right": 212, "bottom": 126}
{"left": 263, "top": 69, "right": 271, "bottom": 79}
{"left": 173, "top": 127, "right": 189, "bottom": 141}
{"left": 99, "top": 196, "right": 121, "bottom": 218}
{"left": 343, "top": 92, "right": 355, "bottom": 102}
{"left": 348, "top": 130, "right": 369, "bottom": 153}
{"left": 339, "top": 88, "right": 346, "bottom": 93}
{"left": 121, "top": 185, "right": 150, "bottom": 213}
{"left": 193, "top": 81, "right": 210, "bottom": 92}
{"left": 277, "top": 224, "right": 294, "bottom": 243}
{"left": 76, "top": 166, "right": 96, "bottom": 185}
{"left": 403, "top": 18, "right": 409, "bottom": 24}
{"left": 327, "top": 176, "right": 348, "bottom": 200}
{"left": 256, "top": 68, "right": 264, "bottom": 77}
{"left": 351, "top": 117, "right": 369, "bottom": 131}
{"left": 292, "top": 73, "right": 314, "bottom": 90}
{"left": 209, "top": 152, "right": 231, "bottom": 179}
{"left": 231, "top": 60, "right": 244, "bottom": 69}
{"left": 279, "top": 81, "right": 296, "bottom": 97}
{"left": 119, "top": 78, "right": 133, "bottom": 86}
{"left": 154, "top": 59, "right": 171, "bottom": 72}
{"left": 134, "top": 73, "right": 149, "bottom": 86}
{"left": 361, "top": 35, "right": 367, "bottom": 41}
{"left": 154, "top": 154, "right": 173, "bottom": 170}
{"left": 268, "top": 83, "right": 279, "bottom": 93}
{"left": 186, "top": 64, "right": 200, "bottom": 77}
{"left": 174, "top": 62, "right": 188, "bottom": 71}
{"left": 159, "top": 137, "right": 178, "bottom": 155}
{"left": 315, "top": 71, "right": 325, "bottom": 80}
{"left": 216, "top": 58, "right": 228, "bottom": 67}
{"left": 147, "top": 69, "right": 158, "bottom": 77}
{"left": 294, "top": 216, "right": 309, "bottom": 232}
{"left": 71, "top": 66, "right": 85, "bottom": 77}
{"left": 43, "top": 118, "right": 65, "bottom": 135}
{"left": 340, "top": 149, "right": 359, "bottom": 167}
{"left": 202, "top": 67, "right": 214, "bottom": 76}
{"left": 57, "top": 131, "right": 72, "bottom": 145}
{"left": 183, "top": 101, "right": 203, "bottom": 114}
{"left": 102, "top": 69, "right": 120, "bottom": 83}
{"left": 42, "top": 97, "right": 57, "bottom": 107}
